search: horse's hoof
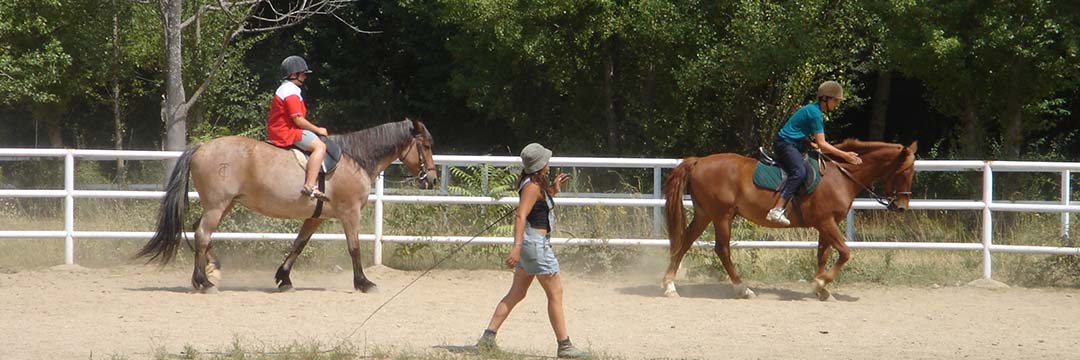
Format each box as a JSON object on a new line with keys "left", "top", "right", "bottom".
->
{"left": 356, "top": 280, "right": 378, "bottom": 293}
{"left": 200, "top": 286, "right": 220, "bottom": 294}
{"left": 813, "top": 279, "right": 831, "bottom": 301}
{"left": 278, "top": 284, "right": 294, "bottom": 293}
{"left": 734, "top": 284, "right": 756, "bottom": 299}
{"left": 662, "top": 281, "right": 680, "bottom": 298}
{"left": 205, "top": 263, "right": 221, "bottom": 286}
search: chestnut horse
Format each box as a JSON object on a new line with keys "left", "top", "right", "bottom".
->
{"left": 136, "top": 118, "right": 437, "bottom": 293}
{"left": 662, "top": 140, "right": 916, "bottom": 300}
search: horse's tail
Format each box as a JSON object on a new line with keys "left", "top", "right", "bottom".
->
{"left": 135, "top": 145, "right": 199, "bottom": 264}
{"left": 664, "top": 157, "right": 699, "bottom": 254}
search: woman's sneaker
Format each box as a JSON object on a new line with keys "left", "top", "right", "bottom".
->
{"left": 557, "top": 338, "right": 587, "bottom": 358}
{"left": 766, "top": 207, "right": 790, "bottom": 225}
{"left": 476, "top": 329, "right": 498, "bottom": 353}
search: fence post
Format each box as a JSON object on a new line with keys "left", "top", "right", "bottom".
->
{"left": 981, "top": 162, "right": 993, "bottom": 279}
{"left": 1063, "top": 170, "right": 1071, "bottom": 241}
{"left": 653, "top": 166, "right": 662, "bottom": 236}
{"left": 846, "top": 209, "right": 855, "bottom": 241}
{"left": 374, "top": 172, "right": 384, "bottom": 266}
{"left": 64, "top": 151, "right": 74, "bottom": 265}
{"left": 440, "top": 164, "right": 449, "bottom": 195}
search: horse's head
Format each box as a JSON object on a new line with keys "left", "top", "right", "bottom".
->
{"left": 882, "top": 141, "right": 918, "bottom": 212}
{"left": 400, "top": 117, "right": 438, "bottom": 190}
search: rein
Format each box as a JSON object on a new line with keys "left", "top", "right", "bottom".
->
{"left": 345, "top": 206, "right": 516, "bottom": 338}
{"left": 818, "top": 151, "right": 910, "bottom": 208}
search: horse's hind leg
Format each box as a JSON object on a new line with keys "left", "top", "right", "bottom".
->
{"left": 341, "top": 211, "right": 377, "bottom": 293}
{"left": 713, "top": 211, "right": 754, "bottom": 299}
{"left": 275, "top": 218, "right": 325, "bottom": 292}
{"left": 663, "top": 212, "right": 710, "bottom": 298}
{"left": 191, "top": 216, "right": 223, "bottom": 287}
{"left": 192, "top": 201, "right": 234, "bottom": 293}
{"left": 812, "top": 221, "right": 850, "bottom": 301}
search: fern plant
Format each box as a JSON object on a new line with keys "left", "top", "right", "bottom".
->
{"left": 392, "top": 163, "right": 521, "bottom": 261}
{"left": 448, "top": 163, "right": 520, "bottom": 234}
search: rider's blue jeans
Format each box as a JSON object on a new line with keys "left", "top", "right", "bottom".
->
{"left": 773, "top": 138, "right": 807, "bottom": 200}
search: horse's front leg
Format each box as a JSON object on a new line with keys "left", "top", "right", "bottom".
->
{"left": 341, "top": 212, "right": 377, "bottom": 293}
{"left": 275, "top": 218, "right": 325, "bottom": 292}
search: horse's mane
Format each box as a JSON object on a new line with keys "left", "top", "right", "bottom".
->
{"left": 329, "top": 119, "right": 432, "bottom": 175}
{"left": 835, "top": 139, "right": 913, "bottom": 171}
{"left": 835, "top": 139, "right": 905, "bottom": 156}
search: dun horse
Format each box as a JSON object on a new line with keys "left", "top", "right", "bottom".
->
{"left": 663, "top": 140, "right": 916, "bottom": 300}
{"left": 136, "top": 118, "right": 436, "bottom": 293}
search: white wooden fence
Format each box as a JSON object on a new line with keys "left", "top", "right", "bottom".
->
{"left": 0, "top": 148, "right": 1077, "bottom": 279}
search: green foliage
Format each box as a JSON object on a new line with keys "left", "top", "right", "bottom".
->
{"left": 2, "top": 0, "right": 1079, "bottom": 163}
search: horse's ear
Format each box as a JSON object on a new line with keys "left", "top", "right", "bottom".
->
{"left": 906, "top": 141, "right": 918, "bottom": 154}
{"left": 409, "top": 117, "right": 423, "bottom": 135}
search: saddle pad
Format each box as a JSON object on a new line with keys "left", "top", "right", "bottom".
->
{"left": 752, "top": 152, "right": 823, "bottom": 195}
{"left": 290, "top": 138, "right": 342, "bottom": 174}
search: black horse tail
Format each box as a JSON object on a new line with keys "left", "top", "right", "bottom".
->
{"left": 663, "top": 157, "right": 699, "bottom": 255}
{"left": 135, "top": 145, "right": 199, "bottom": 264}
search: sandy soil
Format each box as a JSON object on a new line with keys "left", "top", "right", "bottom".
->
{"left": 1, "top": 264, "right": 1078, "bottom": 360}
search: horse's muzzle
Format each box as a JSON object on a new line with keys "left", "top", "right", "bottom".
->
{"left": 887, "top": 202, "right": 907, "bottom": 212}
{"left": 418, "top": 178, "right": 434, "bottom": 190}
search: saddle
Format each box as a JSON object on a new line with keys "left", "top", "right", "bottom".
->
{"left": 752, "top": 147, "right": 824, "bottom": 195}
{"left": 277, "top": 136, "right": 343, "bottom": 174}
{"left": 269, "top": 136, "right": 343, "bottom": 219}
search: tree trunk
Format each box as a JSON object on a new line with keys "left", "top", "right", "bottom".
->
{"left": 46, "top": 119, "right": 64, "bottom": 148}
{"left": 1001, "top": 61, "right": 1026, "bottom": 158}
{"left": 739, "top": 107, "right": 757, "bottom": 155}
{"left": 161, "top": 0, "right": 188, "bottom": 176}
{"left": 113, "top": 0, "right": 125, "bottom": 183}
{"left": 957, "top": 94, "right": 983, "bottom": 158}
{"left": 30, "top": 103, "right": 65, "bottom": 148}
{"left": 1002, "top": 95, "right": 1024, "bottom": 159}
{"left": 868, "top": 71, "right": 892, "bottom": 141}
{"left": 601, "top": 38, "right": 618, "bottom": 151}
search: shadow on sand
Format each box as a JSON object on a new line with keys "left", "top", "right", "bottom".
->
{"left": 124, "top": 286, "right": 329, "bottom": 293}
{"left": 616, "top": 282, "right": 859, "bottom": 302}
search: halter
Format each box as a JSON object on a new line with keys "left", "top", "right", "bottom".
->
{"left": 410, "top": 135, "right": 437, "bottom": 183}
{"left": 819, "top": 151, "right": 911, "bottom": 210}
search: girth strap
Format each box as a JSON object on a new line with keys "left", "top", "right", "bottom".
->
{"left": 311, "top": 173, "right": 326, "bottom": 219}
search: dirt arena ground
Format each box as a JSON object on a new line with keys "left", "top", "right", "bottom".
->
{"left": 2, "top": 264, "right": 1079, "bottom": 359}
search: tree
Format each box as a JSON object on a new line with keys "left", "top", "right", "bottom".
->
{"left": 880, "top": 0, "right": 1080, "bottom": 158}
{"left": 0, "top": 0, "right": 113, "bottom": 147}
{"left": 152, "top": 0, "right": 355, "bottom": 161}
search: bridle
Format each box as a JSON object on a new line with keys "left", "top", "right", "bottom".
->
{"left": 410, "top": 135, "right": 437, "bottom": 183}
{"left": 819, "top": 151, "right": 911, "bottom": 210}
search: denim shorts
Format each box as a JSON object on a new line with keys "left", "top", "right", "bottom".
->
{"left": 294, "top": 130, "right": 318, "bottom": 150}
{"left": 516, "top": 226, "right": 560, "bottom": 275}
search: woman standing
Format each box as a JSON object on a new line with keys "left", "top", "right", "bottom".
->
{"left": 477, "top": 143, "right": 587, "bottom": 359}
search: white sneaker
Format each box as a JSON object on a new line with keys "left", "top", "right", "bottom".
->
{"left": 766, "top": 208, "right": 790, "bottom": 225}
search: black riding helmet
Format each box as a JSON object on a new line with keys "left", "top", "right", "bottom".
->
{"left": 280, "top": 55, "right": 313, "bottom": 80}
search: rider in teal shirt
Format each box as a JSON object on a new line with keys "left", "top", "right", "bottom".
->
{"left": 777, "top": 104, "right": 825, "bottom": 152}
{"left": 766, "top": 81, "right": 863, "bottom": 226}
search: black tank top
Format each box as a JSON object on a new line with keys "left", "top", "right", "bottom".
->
{"left": 520, "top": 178, "right": 552, "bottom": 231}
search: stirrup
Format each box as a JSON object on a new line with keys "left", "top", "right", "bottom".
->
{"left": 301, "top": 186, "right": 331, "bottom": 202}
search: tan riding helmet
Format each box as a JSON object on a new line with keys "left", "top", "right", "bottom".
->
{"left": 817, "top": 81, "right": 845, "bottom": 100}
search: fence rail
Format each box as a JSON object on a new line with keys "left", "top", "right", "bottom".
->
{"left": 0, "top": 148, "right": 1077, "bottom": 279}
